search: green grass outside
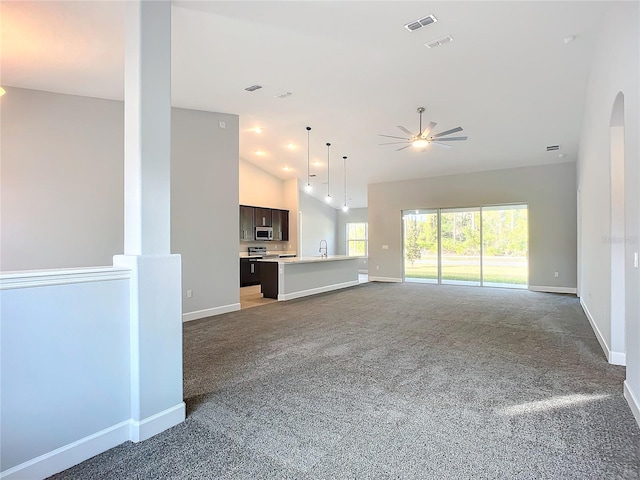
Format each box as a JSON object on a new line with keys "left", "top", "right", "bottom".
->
{"left": 404, "top": 263, "right": 527, "bottom": 284}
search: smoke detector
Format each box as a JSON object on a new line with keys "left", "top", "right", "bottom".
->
{"left": 425, "top": 35, "right": 454, "bottom": 48}
{"left": 404, "top": 14, "right": 437, "bottom": 32}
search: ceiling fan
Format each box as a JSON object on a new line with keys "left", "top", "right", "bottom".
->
{"left": 379, "top": 107, "right": 467, "bottom": 151}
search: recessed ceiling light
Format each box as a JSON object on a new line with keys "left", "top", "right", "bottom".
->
{"left": 404, "top": 14, "right": 437, "bottom": 32}
{"left": 425, "top": 35, "right": 454, "bottom": 48}
{"left": 313, "top": 161, "right": 322, "bottom": 166}
{"left": 558, "top": 153, "right": 566, "bottom": 158}
{"left": 286, "top": 143, "right": 297, "bottom": 149}
{"left": 253, "top": 127, "right": 262, "bottom": 134}
{"left": 283, "top": 166, "right": 292, "bottom": 172}
{"left": 275, "top": 92, "right": 292, "bottom": 98}
{"left": 255, "top": 150, "right": 266, "bottom": 156}
{"left": 563, "top": 35, "right": 576, "bottom": 44}
{"left": 245, "top": 84, "right": 262, "bottom": 92}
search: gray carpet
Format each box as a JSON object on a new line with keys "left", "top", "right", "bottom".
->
{"left": 51, "top": 283, "right": 640, "bottom": 479}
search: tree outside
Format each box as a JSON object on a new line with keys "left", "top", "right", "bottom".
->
{"left": 403, "top": 206, "right": 528, "bottom": 286}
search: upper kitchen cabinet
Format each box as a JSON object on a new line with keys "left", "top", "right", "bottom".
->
{"left": 272, "top": 209, "right": 289, "bottom": 241}
{"left": 254, "top": 208, "right": 272, "bottom": 227}
{"left": 240, "top": 205, "right": 255, "bottom": 241}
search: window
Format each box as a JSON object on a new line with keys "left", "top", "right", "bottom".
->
{"left": 347, "top": 222, "right": 368, "bottom": 256}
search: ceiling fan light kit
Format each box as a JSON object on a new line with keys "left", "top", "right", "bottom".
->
{"left": 379, "top": 106, "right": 468, "bottom": 152}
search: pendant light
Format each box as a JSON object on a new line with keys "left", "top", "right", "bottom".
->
{"left": 304, "top": 127, "right": 312, "bottom": 193}
{"left": 324, "top": 143, "right": 332, "bottom": 203}
{"left": 342, "top": 156, "right": 349, "bottom": 212}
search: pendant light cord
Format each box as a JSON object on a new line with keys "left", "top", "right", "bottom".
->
{"left": 306, "top": 127, "right": 311, "bottom": 187}
{"left": 343, "top": 156, "right": 347, "bottom": 207}
{"left": 326, "top": 143, "right": 331, "bottom": 198}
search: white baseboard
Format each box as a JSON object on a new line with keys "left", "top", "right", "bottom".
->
{"left": 368, "top": 276, "right": 402, "bottom": 283}
{"left": 130, "top": 402, "right": 185, "bottom": 442}
{"left": 182, "top": 303, "right": 240, "bottom": 322}
{"left": 580, "top": 298, "right": 611, "bottom": 362}
{"left": 624, "top": 381, "right": 640, "bottom": 428}
{"left": 609, "top": 351, "right": 626, "bottom": 366}
{"left": 528, "top": 285, "right": 577, "bottom": 294}
{"left": 1, "top": 402, "right": 186, "bottom": 480}
{"left": 579, "top": 298, "right": 626, "bottom": 366}
{"left": 278, "top": 280, "right": 359, "bottom": 301}
{"left": 0, "top": 420, "right": 130, "bottom": 480}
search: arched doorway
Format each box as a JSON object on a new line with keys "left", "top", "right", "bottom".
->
{"left": 609, "top": 92, "right": 625, "bottom": 365}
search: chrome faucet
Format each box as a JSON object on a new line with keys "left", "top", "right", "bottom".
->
{"left": 319, "top": 239, "right": 328, "bottom": 258}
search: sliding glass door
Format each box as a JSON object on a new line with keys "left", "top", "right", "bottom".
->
{"left": 403, "top": 210, "right": 438, "bottom": 283}
{"left": 441, "top": 208, "right": 481, "bottom": 286}
{"left": 403, "top": 205, "right": 528, "bottom": 289}
{"left": 481, "top": 205, "right": 528, "bottom": 288}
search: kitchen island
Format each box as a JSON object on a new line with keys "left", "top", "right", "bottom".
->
{"left": 259, "top": 255, "right": 359, "bottom": 301}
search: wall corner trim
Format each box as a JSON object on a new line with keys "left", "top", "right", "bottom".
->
{"left": 368, "top": 276, "right": 402, "bottom": 283}
{"left": 130, "top": 402, "right": 186, "bottom": 443}
{"left": 609, "top": 351, "right": 626, "bottom": 366}
{"left": 528, "top": 285, "right": 577, "bottom": 294}
{"left": 182, "top": 303, "right": 241, "bottom": 322}
{"left": 624, "top": 381, "right": 640, "bottom": 428}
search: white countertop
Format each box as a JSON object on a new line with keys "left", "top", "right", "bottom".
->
{"left": 239, "top": 252, "right": 296, "bottom": 258}
{"left": 258, "top": 255, "right": 356, "bottom": 264}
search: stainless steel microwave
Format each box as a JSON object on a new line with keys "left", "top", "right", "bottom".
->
{"left": 255, "top": 226, "right": 273, "bottom": 241}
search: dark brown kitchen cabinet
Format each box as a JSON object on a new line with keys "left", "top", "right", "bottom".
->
{"left": 271, "top": 209, "right": 289, "bottom": 241}
{"left": 239, "top": 205, "right": 289, "bottom": 241}
{"left": 240, "top": 205, "right": 255, "bottom": 241}
{"left": 240, "top": 258, "right": 261, "bottom": 287}
{"left": 254, "top": 208, "right": 272, "bottom": 227}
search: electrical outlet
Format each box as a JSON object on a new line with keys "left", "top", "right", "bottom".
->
{"left": 187, "top": 289, "right": 193, "bottom": 298}
{"left": 376, "top": 265, "right": 380, "bottom": 270}
{"left": 382, "top": 245, "right": 389, "bottom": 250}
{"left": 554, "top": 272, "right": 559, "bottom": 278}
{"left": 635, "top": 252, "right": 639, "bottom": 269}
{"left": 219, "top": 121, "right": 226, "bottom": 129}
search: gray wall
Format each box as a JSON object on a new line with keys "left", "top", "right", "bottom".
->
{"left": 1, "top": 277, "right": 131, "bottom": 470}
{"left": 0, "top": 88, "right": 240, "bottom": 316}
{"left": 577, "top": 2, "right": 639, "bottom": 405}
{"left": 368, "top": 162, "right": 577, "bottom": 287}
{"left": 171, "top": 107, "right": 239, "bottom": 315}
{"left": 0, "top": 87, "right": 124, "bottom": 270}
{"left": 298, "top": 191, "right": 338, "bottom": 257}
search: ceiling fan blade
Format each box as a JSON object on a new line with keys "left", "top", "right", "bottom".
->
{"left": 432, "top": 126, "right": 463, "bottom": 138}
{"left": 378, "top": 134, "right": 410, "bottom": 140}
{"left": 430, "top": 136, "right": 467, "bottom": 141}
{"left": 420, "top": 121, "right": 437, "bottom": 138}
{"left": 396, "top": 125, "right": 416, "bottom": 137}
{"left": 395, "top": 144, "right": 413, "bottom": 151}
{"left": 379, "top": 141, "right": 411, "bottom": 145}
{"left": 430, "top": 142, "right": 453, "bottom": 149}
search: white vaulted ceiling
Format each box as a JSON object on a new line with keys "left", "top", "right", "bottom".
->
{"left": 1, "top": 1, "right": 616, "bottom": 207}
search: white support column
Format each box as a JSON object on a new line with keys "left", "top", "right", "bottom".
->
{"left": 114, "top": 0, "right": 185, "bottom": 442}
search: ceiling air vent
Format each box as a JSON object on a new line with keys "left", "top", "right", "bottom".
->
{"left": 546, "top": 145, "right": 560, "bottom": 151}
{"left": 244, "top": 84, "right": 262, "bottom": 92}
{"left": 404, "top": 14, "right": 437, "bottom": 32}
{"left": 425, "top": 35, "right": 454, "bottom": 48}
